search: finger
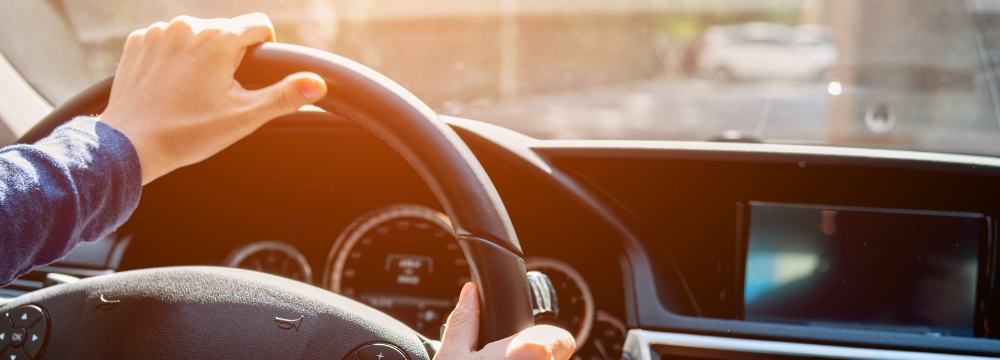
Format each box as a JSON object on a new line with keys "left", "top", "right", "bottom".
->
{"left": 232, "top": 12, "right": 276, "bottom": 47}
{"left": 125, "top": 28, "right": 147, "bottom": 46}
{"left": 143, "top": 21, "right": 169, "bottom": 39}
{"left": 474, "top": 325, "right": 576, "bottom": 360}
{"left": 149, "top": 21, "right": 169, "bottom": 31}
{"left": 437, "top": 282, "right": 480, "bottom": 356}
{"left": 244, "top": 72, "right": 327, "bottom": 122}
{"left": 121, "top": 28, "right": 148, "bottom": 58}
{"left": 507, "top": 325, "right": 576, "bottom": 360}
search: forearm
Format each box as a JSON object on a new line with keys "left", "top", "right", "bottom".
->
{"left": 0, "top": 117, "right": 141, "bottom": 284}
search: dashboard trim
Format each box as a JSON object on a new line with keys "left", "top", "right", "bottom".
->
{"left": 530, "top": 140, "right": 1000, "bottom": 177}
{"left": 623, "top": 330, "right": 1000, "bottom": 360}
{"left": 534, "top": 138, "right": 1000, "bottom": 156}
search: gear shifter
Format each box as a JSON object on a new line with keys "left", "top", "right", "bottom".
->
{"left": 526, "top": 271, "right": 559, "bottom": 322}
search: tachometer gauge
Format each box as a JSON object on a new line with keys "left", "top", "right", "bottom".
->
{"left": 224, "top": 240, "right": 313, "bottom": 283}
{"left": 326, "top": 204, "right": 469, "bottom": 339}
{"left": 524, "top": 257, "right": 595, "bottom": 348}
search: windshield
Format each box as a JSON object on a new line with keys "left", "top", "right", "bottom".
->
{"left": 3, "top": 0, "right": 1000, "bottom": 156}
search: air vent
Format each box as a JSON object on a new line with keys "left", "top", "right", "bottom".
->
{"left": 0, "top": 273, "right": 45, "bottom": 298}
{"left": 0, "top": 234, "right": 130, "bottom": 299}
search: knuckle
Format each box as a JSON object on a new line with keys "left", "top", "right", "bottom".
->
{"left": 146, "top": 21, "right": 168, "bottom": 34}
{"left": 447, "top": 303, "right": 479, "bottom": 327}
{"left": 445, "top": 312, "right": 472, "bottom": 330}
{"left": 142, "top": 22, "right": 167, "bottom": 40}
{"left": 169, "top": 15, "right": 195, "bottom": 25}
{"left": 194, "top": 19, "right": 231, "bottom": 40}
{"left": 233, "top": 13, "right": 274, "bottom": 37}
{"left": 276, "top": 89, "right": 302, "bottom": 113}
{"left": 126, "top": 29, "right": 146, "bottom": 42}
{"left": 166, "top": 17, "right": 194, "bottom": 34}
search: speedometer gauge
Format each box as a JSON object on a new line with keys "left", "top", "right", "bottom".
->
{"left": 525, "top": 256, "right": 595, "bottom": 348}
{"left": 224, "top": 240, "right": 313, "bottom": 283}
{"left": 325, "top": 204, "right": 469, "bottom": 339}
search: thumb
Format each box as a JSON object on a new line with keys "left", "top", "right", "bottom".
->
{"left": 248, "top": 72, "right": 327, "bottom": 120}
{"left": 438, "top": 282, "right": 480, "bottom": 356}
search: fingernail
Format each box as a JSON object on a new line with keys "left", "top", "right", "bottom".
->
{"left": 459, "top": 282, "right": 475, "bottom": 302}
{"left": 298, "top": 74, "right": 326, "bottom": 102}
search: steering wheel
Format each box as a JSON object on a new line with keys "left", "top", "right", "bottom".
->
{"left": 6, "top": 43, "right": 535, "bottom": 359}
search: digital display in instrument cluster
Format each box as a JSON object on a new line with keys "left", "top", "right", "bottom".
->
{"left": 326, "top": 204, "right": 470, "bottom": 339}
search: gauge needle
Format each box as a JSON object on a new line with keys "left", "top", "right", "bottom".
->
{"left": 593, "top": 339, "right": 611, "bottom": 360}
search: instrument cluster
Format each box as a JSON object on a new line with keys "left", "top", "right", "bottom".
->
{"left": 223, "top": 203, "right": 625, "bottom": 359}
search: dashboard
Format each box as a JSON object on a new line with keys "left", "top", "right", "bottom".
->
{"left": 6, "top": 111, "right": 1000, "bottom": 359}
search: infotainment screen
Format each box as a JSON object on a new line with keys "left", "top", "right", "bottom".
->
{"left": 743, "top": 202, "right": 983, "bottom": 337}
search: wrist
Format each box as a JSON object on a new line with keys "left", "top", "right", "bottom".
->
{"left": 97, "top": 114, "right": 155, "bottom": 185}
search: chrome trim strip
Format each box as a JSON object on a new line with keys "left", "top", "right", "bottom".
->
{"left": 35, "top": 265, "right": 114, "bottom": 278}
{"left": 623, "top": 330, "right": 997, "bottom": 360}
{"left": 0, "top": 289, "right": 27, "bottom": 299}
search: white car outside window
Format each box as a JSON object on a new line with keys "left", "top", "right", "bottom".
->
{"left": 698, "top": 23, "right": 837, "bottom": 81}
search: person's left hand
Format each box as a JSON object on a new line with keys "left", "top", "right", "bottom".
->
{"left": 435, "top": 282, "right": 576, "bottom": 360}
{"left": 100, "top": 13, "right": 327, "bottom": 185}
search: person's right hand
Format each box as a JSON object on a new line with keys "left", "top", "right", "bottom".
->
{"left": 435, "top": 282, "right": 576, "bottom": 360}
{"left": 100, "top": 14, "right": 327, "bottom": 185}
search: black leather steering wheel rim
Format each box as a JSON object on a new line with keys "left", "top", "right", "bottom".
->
{"left": 15, "top": 43, "right": 534, "bottom": 348}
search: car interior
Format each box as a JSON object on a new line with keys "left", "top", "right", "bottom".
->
{"left": 2, "top": 1, "right": 1000, "bottom": 359}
